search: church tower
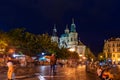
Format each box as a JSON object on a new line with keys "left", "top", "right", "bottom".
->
{"left": 68, "top": 18, "right": 78, "bottom": 48}
{"left": 65, "top": 24, "right": 69, "bottom": 34}
{"left": 59, "top": 25, "right": 69, "bottom": 48}
{"left": 70, "top": 18, "right": 76, "bottom": 32}
{"left": 51, "top": 24, "right": 58, "bottom": 43}
{"left": 51, "top": 19, "right": 86, "bottom": 61}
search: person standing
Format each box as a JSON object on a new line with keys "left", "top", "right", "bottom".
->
{"left": 7, "top": 57, "right": 15, "bottom": 80}
{"left": 50, "top": 53, "right": 56, "bottom": 73}
{"left": 102, "top": 68, "right": 114, "bottom": 80}
{"left": 96, "top": 66, "right": 102, "bottom": 79}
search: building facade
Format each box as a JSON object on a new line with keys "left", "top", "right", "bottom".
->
{"left": 51, "top": 19, "right": 86, "bottom": 57}
{"left": 103, "top": 38, "right": 120, "bottom": 64}
{"left": 51, "top": 24, "right": 59, "bottom": 43}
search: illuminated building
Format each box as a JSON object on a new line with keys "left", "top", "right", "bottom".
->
{"left": 51, "top": 19, "right": 86, "bottom": 57}
{"left": 103, "top": 37, "right": 120, "bottom": 64}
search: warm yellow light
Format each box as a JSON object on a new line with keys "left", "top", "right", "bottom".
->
{"left": 113, "top": 60, "right": 115, "bottom": 62}
{"left": 100, "top": 55, "right": 103, "bottom": 58}
{"left": 69, "top": 48, "right": 75, "bottom": 52}
{"left": 8, "top": 49, "right": 15, "bottom": 54}
{"left": 118, "top": 58, "right": 120, "bottom": 61}
{"left": 83, "top": 56, "right": 86, "bottom": 59}
{"left": 79, "top": 54, "right": 82, "bottom": 57}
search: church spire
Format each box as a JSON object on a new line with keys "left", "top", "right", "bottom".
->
{"left": 72, "top": 18, "right": 74, "bottom": 24}
{"left": 65, "top": 24, "right": 69, "bottom": 33}
{"left": 71, "top": 18, "right": 76, "bottom": 32}
{"left": 52, "top": 24, "right": 57, "bottom": 36}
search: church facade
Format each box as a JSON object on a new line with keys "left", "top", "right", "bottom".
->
{"left": 51, "top": 19, "right": 86, "bottom": 58}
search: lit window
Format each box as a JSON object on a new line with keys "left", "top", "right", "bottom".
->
{"left": 113, "top": 54, "right": 115, "bottom": 57}
{"left": 117, "top": 54, "right": 120, "bottom": 58}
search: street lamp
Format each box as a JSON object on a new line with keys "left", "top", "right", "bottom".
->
{"left": 83, "top": 56, "right": 86, "bottom": 60}
{"left": 100, "top": 55, "right": 103, "bottom": 58}
{"left": 79, "top": 54, "right": 83, "bottom": 62}
{"left": 79, "top": 54, "right": 82, "bottom": 57}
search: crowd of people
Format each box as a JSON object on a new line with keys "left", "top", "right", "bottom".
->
{"left": 0, "top": 55, "right": 35, "bottom": 80}
{"left": 86, "top": 61, "right": 119, "bottom": 80}
{"left": 96, "top": 65, "right": 114, "bottom": 80}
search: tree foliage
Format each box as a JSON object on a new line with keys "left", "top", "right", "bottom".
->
{"left": 0, "top": 31, "right": 11, "bottom": 54}
{"left": 0, "top": 28, "right": 92, "bottom": 60}
{"left": 7, "top": 29, "right": 60, "bottom": 56}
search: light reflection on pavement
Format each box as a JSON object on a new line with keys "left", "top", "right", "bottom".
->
{"left": 0, "top": 65, "right": 98, "bottom": 80}
{"left": 36, "top": 65, "right": 97, "bottom": 80}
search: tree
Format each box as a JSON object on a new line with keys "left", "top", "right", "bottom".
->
{"left": 35, "top": 33, "right": 59, "bottom": 55}
{"left": 7, "top": 28, "right": 26, "bottom": 55}
{"left": 0, "top": 31, "right": 11, "bottom": 54}
{"left": 56, "top": 47, "right": 69, "bottom": 59}
{"left": 7, "top": 28, "right": 60, "bottom": 56}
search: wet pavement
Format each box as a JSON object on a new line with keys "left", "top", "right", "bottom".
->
{"left": 29, "top": 65, "right": 98, "bottom": 80}
{"left": 0, "top": 65, "right": 98, "bottom": 80}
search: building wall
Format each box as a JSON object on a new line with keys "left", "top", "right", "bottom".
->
{"left": 59, "top": 36, "right": 68, "bottom": 48}
{"left": 112, "top": 52, "right": 120, "bottom": 64}
{"left": 68, "top": 32, "right": 78, "bottom": 47}
{"left": 103, "top": 38, "right": 120, "bottom": 64}
{"left": 77, "top": 45, "right": 86, "bottom": 56}
{"left": 51, "top": 36, "right": 58, "bottom": 43}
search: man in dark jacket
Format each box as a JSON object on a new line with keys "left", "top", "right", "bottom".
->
{"left": 50, "top": 53, "right": 56, "bottom": 73}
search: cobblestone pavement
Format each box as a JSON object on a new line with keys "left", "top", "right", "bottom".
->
{"left": 36, "top": 65, "right": 98, "bottom": 80}
{"left": 0, "top": 65, "right": 98, "bottom": 80}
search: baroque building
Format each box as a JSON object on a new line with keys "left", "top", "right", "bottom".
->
{"left": 51, "top": 19, "right": 86, "bottom": 57}
{"left": 51, "top": 24, "right": 58, "bottom": 43}
{"left": 103, "top": 37, "right": 120, "bottom": 64}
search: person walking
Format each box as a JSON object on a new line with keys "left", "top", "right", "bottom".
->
{"left": 97, "top": 66, "right": 102, "bottom": 79}
{"left": 7, "top": 57, "right": 15, "bottom": 80}
{"left": 50, "top": 53, "right": 56, "bottom": 73}
{"left": 102, "top": 68, "right": 114, "bottom": 80}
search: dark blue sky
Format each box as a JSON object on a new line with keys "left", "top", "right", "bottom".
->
{"left": 0, "top": 0, "right": 120, "bottom": 55}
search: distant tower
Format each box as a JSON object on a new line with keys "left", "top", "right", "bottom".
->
{"left": 59, "top": 25, "right": 69, "bottom": 48}
{"left": 68, "top": 18, "right": 78, "bottom": 47}
{"left": 70, "top": 18, "right": 76, "bottom": 32}
{"left": 65, "top": 24, "right": 69, "bottom": 34}
{"left": 51, "top": 24, "right": 58, "bottom": 43}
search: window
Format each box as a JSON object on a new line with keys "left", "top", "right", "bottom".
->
{"left": 117, "top": 54, "right": 120, "bottom": 58}
{"left": 117, "top": 48, "right": 120, "bottom": 52}
{"left": 113, "top": 43, "right": 115, "bottom": 47}
{"left": 108, "top": 49, "right": 110, "bottom": 53}
{"left": 71, "top": 38, "right": 73, "bottom": 41}
{"left": 113, "top": 54, "right": 115, "bottom": 57}
{"left": 117, "top": 44, "right": 119, "bottom": 47}
{"left": 119, "top": 44, "right": 120, "bottom": 47}
{"left": 108, "top": 44, "right": 110, "bottom": 47}
{"left": 113, "top": 48, "right": 115, "bottom": 52}
{"left": 68, "top": 40, "right": 69, "bottom": 42}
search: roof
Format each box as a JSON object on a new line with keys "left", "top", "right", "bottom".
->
{"left": 61, "top": 33, "right": 69, "bottom": 37}
{"left": 107, "top": 37, "right": 120, "bottom": 41}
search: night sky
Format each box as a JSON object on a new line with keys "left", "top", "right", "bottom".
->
{"left": 0, "top": 0, "right": 120, "bottom": 55}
